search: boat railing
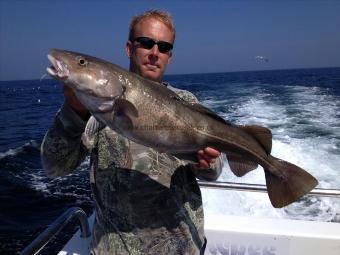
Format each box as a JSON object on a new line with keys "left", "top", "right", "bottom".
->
{"left": 198, "top": 180, "right": 340, "bottom": 198}
{"left": 20, "top": 207, "right": 90, "bottom": 255}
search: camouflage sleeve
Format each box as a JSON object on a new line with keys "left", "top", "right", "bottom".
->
{"left": 40, "top": 102, "right": 89, "bottom": 177}
{"left": 167, "top": 84, "right": 224, "bottom": 181}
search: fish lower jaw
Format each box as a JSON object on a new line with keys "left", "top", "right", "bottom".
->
{"left": 46, "top": 66, "right": 57, "bottom": 76}
{"left": 46, "top": 66, "right": 68, "bottom": 80}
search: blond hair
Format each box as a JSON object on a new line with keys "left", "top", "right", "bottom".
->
{"left": 128, "top": 9, "right": 176, "bottom": 42}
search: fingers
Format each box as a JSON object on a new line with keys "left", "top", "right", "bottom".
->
{"left": 197, "top": 147, "right": 220, "bottom": 161}
{"left": 193, "top": 147, "right": 221, "bottom": 169}
{"left": 197, "top": 154, "right": 211, "bottom": 168}
{"left": 203, "top": 147, "right": 220, "bottom": 158}
{"left": 197, "top": 150, "right": 215, "bottom": 162}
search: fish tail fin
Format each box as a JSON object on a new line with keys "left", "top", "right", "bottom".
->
{"left": 265, "top": 156, "right": 318, "bottom": 208}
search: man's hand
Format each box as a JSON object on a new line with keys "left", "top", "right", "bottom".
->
{"left": 192, "top": 147, "right": 221, "bottom": 169}
{"left": 63, "top": 85, "right": 90, "bottom": 120}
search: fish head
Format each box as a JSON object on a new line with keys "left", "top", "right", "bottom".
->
{"left": 47, "top": 49, "right": 124, "bottom": 112}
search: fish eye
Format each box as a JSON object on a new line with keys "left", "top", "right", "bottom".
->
{"left": 76, "top": 56, "right": 87, "bottom": 66}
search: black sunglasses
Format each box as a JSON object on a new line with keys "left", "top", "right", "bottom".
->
{"left": 132, "top": 37, "right": 173, "bottom": 53}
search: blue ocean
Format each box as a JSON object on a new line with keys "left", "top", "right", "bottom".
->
{"left": 1, "top": 68, "right": 340, "bottom": 254}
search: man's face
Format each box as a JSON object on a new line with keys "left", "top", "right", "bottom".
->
{"left": 126, "top": 18, "right": 174, "bottom": 82}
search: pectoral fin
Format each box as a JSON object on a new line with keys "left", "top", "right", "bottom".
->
{"left": 113, "top": 99, "right": 138, "bottom": 131}
{"left": 114, "top": 99, "right": 139, "bottom": 118}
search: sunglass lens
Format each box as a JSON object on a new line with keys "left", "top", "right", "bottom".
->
{"left": 139, "top": 38, "right": 155, "bottom": 49}
{"left": 158, "top": 42, "right": 172, "bottom": 53}
{"left": 134, "top": 37, "right": 173, "bottom": 53}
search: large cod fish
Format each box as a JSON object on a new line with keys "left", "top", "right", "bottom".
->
{"left": 46, "top": 49, "right": 318, "bottom": 208}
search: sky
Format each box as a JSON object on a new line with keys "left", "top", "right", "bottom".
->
{"left": 0, "top": 0, "right": 340, "bottom": 81}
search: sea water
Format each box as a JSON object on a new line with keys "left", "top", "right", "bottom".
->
{"left": 167, "top": 69, "right": 340, "bottom": 222}
{"left": 0, "top": 68, "right": 339, "bottom": 254}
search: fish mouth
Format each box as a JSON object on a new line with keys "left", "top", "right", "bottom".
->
{"left": 46, "top": 54, "right": 69, "bottom": 80}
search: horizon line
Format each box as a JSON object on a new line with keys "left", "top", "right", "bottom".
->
{"left": 1, "top": 66, "right": 339, "bottom": 82}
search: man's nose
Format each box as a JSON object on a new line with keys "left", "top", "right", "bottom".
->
{"left": 148, "top": 44, "right": 159, "bottom": 62}
{"left": 149, "top": 44, "right": 160, "bottom": 55}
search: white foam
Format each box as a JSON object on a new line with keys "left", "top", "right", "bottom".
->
{"left": 0, "top": 140, "right": 39, "bottom": 159}
{"left": 202, "top": 83, "right": 340, "bottom": 222}
{"left": 0, "top": 148, "right": 20, "bottom": 159}
{"left": 28, "top": 157, "right": 91, "bottom": 199}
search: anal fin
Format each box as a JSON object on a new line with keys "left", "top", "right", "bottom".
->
{"left": 227, "top": 154, "right": 258, "bottom": 177}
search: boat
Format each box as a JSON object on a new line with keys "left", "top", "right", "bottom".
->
{"left": 20, "top": 181, "right": 340, "bottom": 255}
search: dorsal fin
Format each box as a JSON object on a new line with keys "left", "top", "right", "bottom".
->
{"left": 239, "top": 125, "right": 272, "bottom": 154}
{"left": 168, "top": 90, "right": 230, "bottom": 125}
{"left": 187, "top": 102, "right": 231, "bottom": 125}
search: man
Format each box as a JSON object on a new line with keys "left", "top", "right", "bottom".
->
{"left": 41, "top": 10, "right": 223, "bottom": 255}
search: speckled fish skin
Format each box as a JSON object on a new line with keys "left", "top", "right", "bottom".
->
{"left": 47, "top": 49, "right": 318, "bottom": 208}
{"left": 47, "top": 49, "right": 263, "bottom": 157}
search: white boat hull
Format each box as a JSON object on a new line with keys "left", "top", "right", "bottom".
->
{"left": 58, "top": 212, "right": 340, "bottom": 255}
{"left": 205, "top": 214, "right": 340, "bottom": 255}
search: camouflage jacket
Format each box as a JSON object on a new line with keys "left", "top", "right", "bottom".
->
{"left": 41, "top": 84, "right": 223, "bottom": 255}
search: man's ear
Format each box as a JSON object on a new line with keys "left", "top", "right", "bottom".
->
{"left": 126, "top": 41, "right": 133, "bottom": 58}
{"left": 167, "top": 51, "right": 173, "bottom": 64}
